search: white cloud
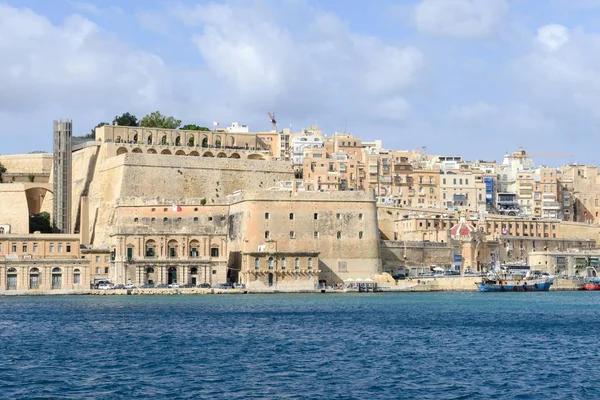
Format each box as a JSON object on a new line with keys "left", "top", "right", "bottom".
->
{"left": 413, "top": 0, "right": 508, "bottom": 38}
{"left": 537, "top": 24, "right": 570, "bottom": 51}
{"left": 67, "top": 1, "right": 122, "bottom": 16}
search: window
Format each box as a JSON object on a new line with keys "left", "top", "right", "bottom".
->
{"left": 265, "top": 212, "right": 270, "bottom": 219}
{"left": 151, "top": 218, "right": 156, "bottom": 222}
{"left": 295, "top": 258, "right": 300, "bottom": 269}
{"left": 289, "top": 213, "right": 294, "bottom": 220}
{"left": 151, "top": 208, "right": 156, "bottom": 212}
{"left": 211, "top": 247, "right": 219, "bottom": 257}
{"left": 314, "top": 231, "right": 319, "bottom": 239}
{"left": 336, "top": 213, "right": 341, "bottom": 220}
{"left": 58, "top": 243, "right": 63, "bottom": 252}
{"left": 163, "top": 208, "right": 168, "bottom": 212}
{"left": 13, "top": 243, "right": 19, "bottom": 253}
{"left": 0, "top": 243, "right": 2, "bottom": 253}
{"left": 194, "top": 208, "right": 198, "bottom": 212}
{"left": 208, "top": 217, "right": 213, "bottom": 221}
{"left": 177, "top": 217, "right": 182, "bottom": 222}
{"left": 265, "top": 231, "right": 270, "bottom": 239}
{"left": 163, "top": 217, "right": 168, "bottom": 222}
{"left": 95, "top": 256, "right": 100, "bottom": 262}
{"left": 193, "top": 217, "right": 199, "bottom": 222}
{"left": 281, "top": 258, "right": 286, "bottom": 270}
{"left": 96, "top": 267, "right": 100, "bottom": 274}
{"left": 105, "top": 267, "right": 109, "bottom": 273}
{"left": 314, "top": 213, "right": 318, "bottom": 220}
{"left": 254, "top": 257, "right": 260, "bottom": 270}
{"left": 73, "top": 270, "right": 81, "bottom": 284}
{"left": 66, "top": 244, "right": 71, "bottom": 253}
{"left": 221, "top": 216, "right": 226, "bottom": 221}
{"left": 459, "top": 179, "right": 463, "bottom": 185}
{"left": 290, "top": 231, "right": 296, "bottom": 239}
{"left": 308, "top": 258, "right": 313, "bottom": 269}
{"left": 337, "top": 231, "right": 342, "bottom": 239}
{"left": 134, "top": 218, "right": 138, "bottom": 222}
{"left": 359, "top": 231, "right": 363, "bottom": 239}
{"left": 443, "top": 178, "right": 446, "bottom": 185}
{"left": 105, "top": 256, "right": 109, "bottom": 262}
{"left": 453, "top": 179, "right": 456, "bottom": 185}
{"left": 465, "top": 179, "right": 469, "bottom": 185}
{"left": 33, "top": 243, "right": 38, "bottom": 253}
{"left": 268, "top": 257, "right": 274, "bottom": 270}
{"left": 22, "top": 244, "right": 27, "bottom": 252}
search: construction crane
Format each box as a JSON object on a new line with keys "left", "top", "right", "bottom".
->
{"left": 267, "top": 112, "right": 277, "bottom": 131}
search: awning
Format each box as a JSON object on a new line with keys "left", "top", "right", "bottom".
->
{"left": 344, "top": 278, "right": 355, "bottom": 282}
{"left": 433, "top": 266, "right": 445, "bottom": 272}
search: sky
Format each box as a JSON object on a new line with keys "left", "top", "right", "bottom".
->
{"left": 2, "top": 0, "right": 600, "bottom": 166}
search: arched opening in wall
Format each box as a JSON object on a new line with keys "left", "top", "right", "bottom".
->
{"left": 145, "top": 240, "right": 156, "bottom": 257}
{"left": 175, "top": 150, "right": 186, "bottom": 156}
{"left": 29, "top": 267, "right": 40, "bottom": 289}
{"left": 132, "top": 148, "right": 143, "bottom": 153}
{"left": 188, "top": 136, "right": 195, "bottom": 147}
{"left": 147, "top": 148, "right": 157, "bottom": 154}
{"left": 268, "top": 257, "right": 274, "bottom": 270}
{"left": 51, "top": 267, "right": 62, "bottom": 289}
{"left": 215, "top": 136, "right": 222, "bottom": 148}
{"left": 217, "top": 152, "right": 227, "bottom": 158}
{"left": 133, "top": 133, "right": 139, "bottom": 144}
{"left": 203, "top": 151, "right": 214, "bottom": 157}
{"left": 73, "top": 268, "right": 81, "bottom": 285}
{"left": 202, "top": 136, "right": 208, "bottom": 148}
{"left": 189, "top": 240, "right": 200, "bottom": 257}
{"left": 25, "top": 186, "right": 52, "bottom": 217}
{"left": 168, "top": 267, "right": 177, "bottom": 284}
{"left": 161, "top": 135, "right": 167, "bottom": 145}
{"left": 7, "top": 267, "right": 17, "bottom": 290}
{"left": 161, "top": 149, "right": 172, "bottom": 155}
{"left": 210, "top": 245, "right": 219, "bottom": 258}
{"left": 146, "top": 267, "right": 155, "bottom": 284}
{"left": 189, "top": 151, "right": 200, "bottom": 156}
{"left": 189, "top": 267, "right": 198, "bottom": 286}
{"left": 268, "top": 272, "right": 274, "bottom": 287}
{"left": 228, "top": 136, "right": 235, "bottom": 147}
{"left": 248, "top": 154, "right": 264, "bottom": 160}
{"left": 167, "top": 240, "right": 178, "bottom": 258}
{"left": 115, "top": 135, "right": 122, "bottom": 143}
{"left": 229, "top": 153, "right": 241, "bottom": 159}
{"left": 147, "top": 134, "right": 152, "bottom": 145}
{"left": 117, "top": 147, "right": 128, "bottom": 156}
{"left": 175, "top": 136, "right": 181, "bottom": 146}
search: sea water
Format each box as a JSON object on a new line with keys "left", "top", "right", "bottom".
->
{"left": 1, "top": 292, "right": 599, "bottom": 399}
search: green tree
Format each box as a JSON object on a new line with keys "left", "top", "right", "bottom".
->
{"left": 140, "top": 111, "right": 181, "bottom": 129}
{"left": 0, "top": 162, "right": 6, "bottom": 183}
{"left": 113, "top": 112, "right": 139, "bottom": 127}
{"left": 29, "top": 212, "right": 52, "bottom": 233}
{"left": 180, "top": 124, "right": 210, "bottom": 131}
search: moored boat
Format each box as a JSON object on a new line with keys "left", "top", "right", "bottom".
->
{"left": 583, "top": 281, "right": 600, "bottom": 291}
{"left": 476, "top": 268, "right": 554, "bottom": 292}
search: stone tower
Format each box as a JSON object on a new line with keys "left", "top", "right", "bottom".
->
{"left": 53, "top": 120, "right": 72, "bottom": 233}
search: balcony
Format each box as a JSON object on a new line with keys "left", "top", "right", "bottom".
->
{"left": 408, "top": 189, "right": 416, "bottom": 197}
{"left": 394, "top": 165, "right": 412, "bottom": 172}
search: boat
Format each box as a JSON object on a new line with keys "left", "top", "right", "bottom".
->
{"left": 476, "top": 267, "right": 554, "bottom": 292}
{"left": 583, "top": 267, "right": 600, "bottom": 291}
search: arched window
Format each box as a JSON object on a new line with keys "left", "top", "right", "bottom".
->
{"left": 175, "top": 136, "right": 181, "bottom": 146}
{"left": 202, "top": 137, "right": 208, "bottom": 147}
{"left": 147, "top": 135, "right": 152, "bottom": 145}
{"left": 254, "top": 257, "right": 260, "bottom": 270}
{"left": 188, "top": 136, "right": 194, "bottom": 147}
{"left": 190, "top": 267, "right": 198, "bottom": 274}
{"left": 133, "top": 133, "right": 138, "bottom": 143}
{"left": 116, "top": 135, "right": 122, "bottom": 143}
{"left": 295, "top": 258, "right": 300, "bottom": 269}
{"left": 161, "top": 135, "right": 167, "bottom": 145}
{"left": 7, "top": 267, "right": 17, "bottom": 290}
{"left": 51, "top": 267, "right": 62, "bottom": 290}
{"left": 73, "top": 268, "right": 81, "bottom": 284}
{"left": 29, "top": 267, "right": 40, "bottom": 289}
{"left": 167, "top": 240, "right": 178, "bottom": 258}
{"left": 308, "top": 258, "right": 313, "bottom": 269}
{"left": 281, "top": 258, "right": 286, "bottom": 270}
{"left": 268, "top": 257, "right": 274, "bottom": 270}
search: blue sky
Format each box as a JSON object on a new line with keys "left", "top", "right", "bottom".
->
{"left": 2, "top": 0, "right": 600, "bottom": 166}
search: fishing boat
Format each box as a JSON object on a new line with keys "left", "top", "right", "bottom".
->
{"left": 583, "top": 267, "right": 600, "bottom": 290}
{"left": 476, "top": 267, "right": 554, "bottom": 292}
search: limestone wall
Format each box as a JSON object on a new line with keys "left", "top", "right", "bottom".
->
{"left": 0, "top": 184, "right": 31, "bottom": 234}
{"left": 381, "top": 240, "right": 453, "bottom": 274}
{"left": 0, "top": 153, "right": 52, "bottom": 174}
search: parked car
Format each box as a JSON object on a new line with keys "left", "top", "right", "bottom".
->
{"left": 124, "top": 283, "right": 136, "bottom": 289}
{"left": 141, "top": 283, "right": 154, "bottom": 289}
{"left": 156, "top": 283, "right": 168, "bottom": 289}
{"left": 180, "top": 283, "right": 194, "bottom": 288}
{"left": 198, "top": 283, "right": 211, "bottom": 289}
{"left": 392, "top": 274, "right": 406, "bottom": 280}
{"left": 168, "top": 283, "right": 180, "bottom": 289}
{"left": 218, "top": 282, "right": 233, "bottom": 289}
{"left": 98, "top": 283, "right": 114, "bottom": 290}
{"left": 114, "top": 284, "right": 126, "bottom": 289}
{"left": 234, "top": 283, "right": 246, "bottom": 289}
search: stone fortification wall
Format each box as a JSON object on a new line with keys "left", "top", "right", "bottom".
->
{"left": 380, "top": 240, "right": 453, "bottom": 273}
{"left": 0, "top": 153, "right": 53, "bottom": 175}
{"left": 84, "top": 153, "right": 293, "bottom": 247}
{"left": 0, "top": 185, "right": 30, "bottom": 234}
{"left": 228, "top": 190, "right": 381, "bottom": 282}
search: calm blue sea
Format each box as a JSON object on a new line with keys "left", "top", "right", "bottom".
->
{"left": 1, "top": 292, "right": 599, "bottom": 399}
